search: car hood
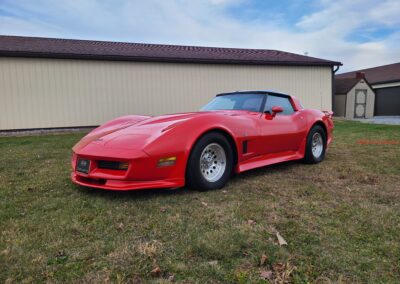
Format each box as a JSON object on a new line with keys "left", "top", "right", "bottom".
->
{"left": 73, "top": 110, "right": 252, "bottom": 153}
{"left": 98, "top": 112, "right": 203, "bottom": 149}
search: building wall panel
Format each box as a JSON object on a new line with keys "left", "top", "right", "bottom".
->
{"left": 0, "top": 57, "right": 332, "bottom": 130}
{"left": 334, "top": 94, "right": 346, "bottom": 117}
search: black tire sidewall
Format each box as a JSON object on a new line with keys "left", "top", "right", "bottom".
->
{"left": 305, "top": 125, "right": 326, "bottom": 164}
{"left": 186, "top": 132, "right": 233, "bottom": 191}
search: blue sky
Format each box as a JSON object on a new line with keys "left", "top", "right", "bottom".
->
{"left": 1, "top": 0, "right": 399, "bottom": 71}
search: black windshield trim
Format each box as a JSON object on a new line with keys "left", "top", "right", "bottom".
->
{"left": 217, "top": 91, "right": 290, "bottom": 98}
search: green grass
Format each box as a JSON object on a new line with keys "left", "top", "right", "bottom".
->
{"left": 1, "top": 120, "right": 400, "bottom": 283}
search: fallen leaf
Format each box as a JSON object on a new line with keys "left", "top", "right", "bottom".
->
{"left": 260, "top": 254, "right": 268, "bottom": 266}
{"left": 201, "top": 202, "right": 208, "bottom": 207}
{"left": 247, "top": 219, "right": 256, "bottom": 225}
{"left": 272, "top": 262, "right": 286, "bottom": 272}
{"left": 260, "top": 270, "right": 273, "bottom": 280}
{"left": 150, "top": 266, "right": 161, "bottom": 277}
{"left": 160, "top": 207, "right": 167, "bottom": 212}
{"left": 208, "top": 260, "right": 218, "bottom": 267}
{"left": 242, "top": 251, "right": 249, "bottom": 256}
{"left": 276, "top": 232, "right": 287, "bottom": 246}
{"left": 117, "top": 223, "right": 124, "bottom": 230}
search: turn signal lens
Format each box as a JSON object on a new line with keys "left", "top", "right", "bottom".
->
{"left": 158, "top": 156, "right": 177, "bottom": 167}
{"left": 117, "top": 162, "right": 129, "bottom": 170}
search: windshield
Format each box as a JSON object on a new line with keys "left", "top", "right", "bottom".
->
{"left": 201, "top": 93, "right": 264, "bottom": 112}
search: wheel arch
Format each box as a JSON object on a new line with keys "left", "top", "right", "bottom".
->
{"left": 186, "top": 128, "right": 239, "bottom": 173}
{"left": 309, "top": 120, "right": 328, "bottom": 143}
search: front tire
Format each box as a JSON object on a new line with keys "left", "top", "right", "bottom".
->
{"left": 186, "top": 132, "right": 233, "bottom": 191}
{"left": 304, "top": 125, "right": 327, "bottom": 164}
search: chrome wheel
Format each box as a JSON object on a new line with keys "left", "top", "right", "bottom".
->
{"left": 311, "top": 132, "right": 323, "bottom": 158}
{"left": 199, "top": 143, "right": 226, "bottom": 182}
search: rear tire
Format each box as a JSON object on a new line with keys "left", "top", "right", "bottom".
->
{"left": 304, "top": 125, "right": 326, "bottom": 164}
{"left": 186, "top": 132, "right": 233, "bottom": 191}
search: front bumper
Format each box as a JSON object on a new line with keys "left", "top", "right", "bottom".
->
{"left": 71, "top": 149, "right": 186, "bottom": 191}
{"left": 71, "top": 172, "right": 185, "bottom": 191}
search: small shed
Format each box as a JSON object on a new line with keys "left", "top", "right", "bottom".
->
{"left": 336, "top": 63, "right": 400, "bottom": 116}
{"left": 334, "top": 72, "right": 375, "bottom": 118}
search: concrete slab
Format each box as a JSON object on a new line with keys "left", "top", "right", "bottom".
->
{"left": 356, "top": 116, "right": 400, "bottom": 125}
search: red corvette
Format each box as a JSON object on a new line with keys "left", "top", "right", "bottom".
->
{"left": 71, "top": 91, "right": 333, "bottom": 191}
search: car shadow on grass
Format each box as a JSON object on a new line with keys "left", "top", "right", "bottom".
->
{"left": 74, "top": 183, "right": 193, "bottom": 201}
{"left": 72, "top": 159, "right": 310, "bottom": 199}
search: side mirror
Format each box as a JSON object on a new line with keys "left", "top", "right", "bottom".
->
{"left": 271, "top": 106, "right": 283, "bottom": 117}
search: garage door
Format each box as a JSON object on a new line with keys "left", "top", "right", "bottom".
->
{"left": 374, "top": 86, "right": 400, "bottom": 116}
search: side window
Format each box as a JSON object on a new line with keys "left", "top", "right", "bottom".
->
{"left": 264, "top": 95, "right": 295, "bottom": 115}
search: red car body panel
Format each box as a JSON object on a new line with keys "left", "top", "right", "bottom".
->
{"left": 71, "top": 93, "right": 334, "bottom": 191}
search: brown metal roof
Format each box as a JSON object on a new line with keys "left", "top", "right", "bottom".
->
{"left": 0, "top": 35, "right": 341, "bottom": 66}
{"left": 336, "top": 62, "right": 400, "bottom": 85}
{"left": 334, "top": 77, "right": 360, "bottom": 94}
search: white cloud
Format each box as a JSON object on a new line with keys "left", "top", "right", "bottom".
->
{"left": 0, "top": 0, "right": 399, "bottom": 71}
{"left": 369, "top": 0, "right": 400, "bottom": 26}
{"left": 0, "top": 16, "right": 62, "bottom": 37}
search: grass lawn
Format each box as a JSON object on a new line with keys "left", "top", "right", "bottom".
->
{"left": 1, "top": 120, "right": 400, "bottom": 283}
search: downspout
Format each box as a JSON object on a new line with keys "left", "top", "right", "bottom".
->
{"left": 332, "top": 65, "right": 340, "bottom": 114}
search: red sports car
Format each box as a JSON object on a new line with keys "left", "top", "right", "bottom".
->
{"left": 71, "top": 91, "right": 333, "bottom": 191}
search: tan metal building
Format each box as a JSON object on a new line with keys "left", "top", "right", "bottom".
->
{"left": 0, "top": 35, "right": 341, "bottom": 131}
{"left": 334, "top": 73, "right": 375, "bottom": 119}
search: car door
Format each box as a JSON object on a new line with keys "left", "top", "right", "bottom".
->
{"left": 259, "top": 94, "right": 307, "bottom": 155}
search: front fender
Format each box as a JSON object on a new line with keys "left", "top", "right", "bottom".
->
{"left": 142, "top": 113, "right": 257, "bottom": 173}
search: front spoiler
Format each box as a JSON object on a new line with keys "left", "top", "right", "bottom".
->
{"left": 71, "top": 173, "right": 185, "bottom": 191}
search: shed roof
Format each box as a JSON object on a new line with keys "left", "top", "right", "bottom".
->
{"left": 0, "top": 35, "right": 341, "bottom": 67}
{"left": 334, "top": 78, "right": 360, "bottom": 94}
{"left": 336, "top": 62, "right": 400, "bottom": 85}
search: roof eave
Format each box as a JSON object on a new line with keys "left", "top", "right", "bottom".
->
{"left": 0, "top": 51, "right": 342, "bottom": 67}
{"left": 370, "top": 79, "right": 400, "bottom": 85}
